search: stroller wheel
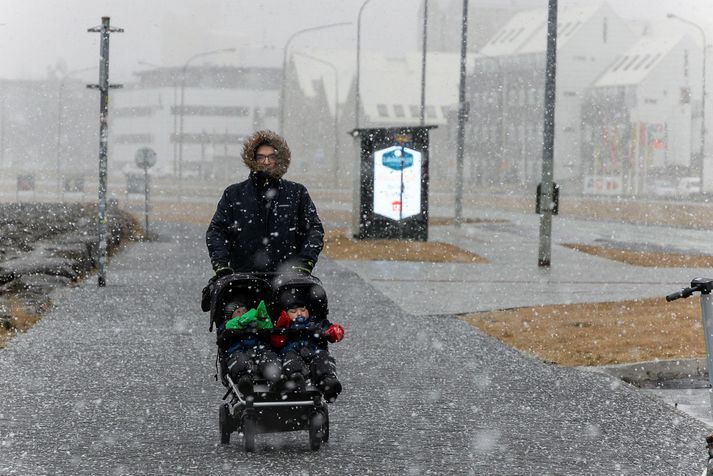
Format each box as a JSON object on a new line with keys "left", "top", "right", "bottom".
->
{"left": 219, "top": 404, "right": 231, "bottom": 445}
{"left": 321, "top": 405, "right": 330, "bottom": 443}
{"left": 308, "top": 412, "right": 323, "bottom": 451}
{"left": 242, "top": 413, "right": 256, "bottom": 452}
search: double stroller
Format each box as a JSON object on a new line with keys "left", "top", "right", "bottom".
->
{"left": 206, "top": 272, "right": 332, "bottom": 451}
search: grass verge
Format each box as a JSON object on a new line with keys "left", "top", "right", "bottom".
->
{"left": 322, "top": 228, "right": 487, "bottom": 263}
{"left": 462, "top": 297, "right": 704, "bottom": 367}
{"left": 562, "top": 243, "right": 713, "bottom": 268}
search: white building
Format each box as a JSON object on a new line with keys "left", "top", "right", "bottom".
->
{"left": 468, "top": 2, "right": 637, "bottom": 187}
{"left": 582, "top": 34, "right": 702, "bottom": 195}
{"left": 111, "top": 56, "right": 281, "bottom": 180}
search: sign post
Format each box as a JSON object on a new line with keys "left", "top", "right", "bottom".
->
{"left": 135, "top": 147, "right": 157, "bottom": 239}
{"left": 350, "top": 125, "right": 435, "bottom": 241}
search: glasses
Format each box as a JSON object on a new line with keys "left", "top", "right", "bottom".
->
{"left": 254, "top": 153, "right": 277, "bottom": 162}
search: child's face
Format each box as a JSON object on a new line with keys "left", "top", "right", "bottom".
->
{"left": 287, "top": 306, "right": 309, "bottom": 319}
{"left": 232, "top": 305, "right": 248, "bottom": 318}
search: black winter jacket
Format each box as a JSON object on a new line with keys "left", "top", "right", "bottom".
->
{"left": 206, "top": 172, "right": 324, "bottom": 273}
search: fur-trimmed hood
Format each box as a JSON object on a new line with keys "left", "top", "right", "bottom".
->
{"left": 241, "top": 130, "right": 291, "bottom": 179}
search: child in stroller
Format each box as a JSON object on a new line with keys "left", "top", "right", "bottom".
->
{"left": 221, "top": 299, "right": 281, "bottom": 395}
{"left": 271, "top": 289, "right": 344, "bottom": 402}
{"left": 207, "top": 272, "right": 337, "bottom": 451}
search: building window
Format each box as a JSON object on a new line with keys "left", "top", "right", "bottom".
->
{"left": 377, "top": 104, "right": 389, "bottom": 117}
{"left": 645, "top": 53, "right": 661, "bottom": 69}
{"left": 393, "top": 104, "right": 405, "bottom": 118}
{"left": 409, "top": 105, "right": 420, "bottom": 117}
{"left": 115, "top": 133, "right": 153, "bottom": 144}
{"left": 426, "top": 106, "right": 436, "bottom": 118}
{"left": 602, "top": 17, "right": 608, "bottom": 43}
{"left": 114, "top": 106, "right": 154, "bottom": 117}
{"left": 684, "top": 50, "right": 689, "bottom": 78}
{"left": 633, "top": 54, "right": 650, "bottom": 70}
{"left": 563, "top": 91, "right": 577, "bottom": 97}
{"left": 644, "top": 98, "right": 658, "bottom": 104}
{"left": 441, "top": 106, "right": 450, "bottom": 118}
{"left": 611, "top": 56, "right": 629, "bottom": 72}
{"left": 171, "top": 105, "right": 250, "bottom": 116}
{"left": 622, "top": 55, "right": 640, "bottom": 71}
{"left": 681, "top": 87, "right": 691, "bottom": 104}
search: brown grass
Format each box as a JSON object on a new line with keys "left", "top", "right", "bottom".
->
{"left": 462, "top": 297, "right": 705, "bottom": 367}
{"left": 0, "top": 298, "right": 43, "bottom": 348}
{"left": 322, "top": 228, "right": 487, "bottom": 263}
{"left": 562, "top": 243, "right": 713, "bottom": 268}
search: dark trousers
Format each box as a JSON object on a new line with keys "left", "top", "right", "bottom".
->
{"left": 281, "top": 348, "right": 337, "bottom": 386}
{"left": 224, "top": 347, "right": 281, "bottom": 384}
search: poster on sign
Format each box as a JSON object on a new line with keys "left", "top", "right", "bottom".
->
{"left": 373, "top": 146, "right": 422, "bottom": 221}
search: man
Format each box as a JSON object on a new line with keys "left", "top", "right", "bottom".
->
{"left": 206, "top": 130, "right": 324, "bottom": 276}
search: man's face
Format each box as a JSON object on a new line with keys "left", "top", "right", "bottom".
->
{"left": 287, "top": 306, "right": 309, "bottom": 320}
{"left": 254, "top": 144, "right": 277, "bottom": 173}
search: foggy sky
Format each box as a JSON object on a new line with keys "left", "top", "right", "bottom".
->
{"left": 1, "top": 0, "right": 712, "bottom": 83}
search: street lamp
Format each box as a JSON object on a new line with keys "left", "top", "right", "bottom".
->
{"left": 454, "top": 0, "right": 469, "bottom": 228}
{"left": 279, "top": 22, "right": 351, "bottom": 135}
{"left": 177, "top": 48, "right": 235, "bottom": 197}
{"left": 56, "top": 66, "right": 96, "bottom": 198}
{"left": 293, "top": 52, "right": 341, "bottom": 180}
{"left": 667, "top": 13, "right": 706, "bottom": 187}
{"left": 420, "top": 0, "right": 429, "bottom": 126}
{"left": 355, "top": 0, "right": 374, "bottom": 130}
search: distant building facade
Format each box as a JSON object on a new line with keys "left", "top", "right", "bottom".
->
{"left": 466, "top": 2, "right": 638, "bottom": 189}
{"left": 0, "top": 78, "right": 97, "bottom": 182}
{"left": 581, "top": 34, "right": 701, "bottom": 195}
{"left": 111, "top": 64, "right": 280, "bottom": 179}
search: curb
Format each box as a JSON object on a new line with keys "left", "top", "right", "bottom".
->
{"left": 580, "top": 358, "right": 708, "bottom": 385}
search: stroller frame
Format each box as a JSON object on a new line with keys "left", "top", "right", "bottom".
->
{"left": 209, "top": 272, "right": 332, "bottom": 451}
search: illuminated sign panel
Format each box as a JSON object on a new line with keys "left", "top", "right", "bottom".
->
{"left": 373, "top": 145, "right": 422, "bottom": 221}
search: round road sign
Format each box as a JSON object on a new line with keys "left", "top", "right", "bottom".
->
{"left": 135, "top": 147, "right": 157, "bottom": 169}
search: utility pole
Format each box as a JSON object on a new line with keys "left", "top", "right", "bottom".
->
{"left": 420, "top": 0, "right": 429, "bottom": 126}
{"left": 87, "top": 17, "right": 123, "bottom": 287}
{"left": 537, "top": 0, "right": 558, "bottom": 267}
{"left": 454, "top": 0, "right": 469, "bottom": 227}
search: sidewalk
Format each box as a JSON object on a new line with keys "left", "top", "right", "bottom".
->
{"left": 330, "top": 206, "right": 713, "bottom": 430}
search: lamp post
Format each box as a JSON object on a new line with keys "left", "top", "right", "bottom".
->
{"left": 279, "top": 22, "right": 350, "bottom": 135}
{"left": 56, "top": 66, "right": 96, "bottom": 198}
{"left": 667, "top": 13, "right": 706, "bottom": 188}
{"left": 454, "top": 0, "right": 469, "bottom": 228}
{"left": 177, "top": 48, "right": 235, "bottom": 199}
{"left": 420, "top": 0, "right": 429, "bottom": 126}
{"left": 355, "top": 0, "right": 374, "bottom": 130}
{"left": 293, "top": 52, "right": 341, "bottom": 181}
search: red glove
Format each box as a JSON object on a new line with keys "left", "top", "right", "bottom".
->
{"left": 271, "top": 311, "right": 293, "bottom": 349}
{"left": 324, "top": 324, "right": 344, "bottom": 343}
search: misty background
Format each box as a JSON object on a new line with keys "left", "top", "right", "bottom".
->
{"left": 1, "top": 0, "right": 712, "bottom": 200}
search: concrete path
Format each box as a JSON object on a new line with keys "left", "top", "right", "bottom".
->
{"left": 0, "top": 220, "right": 710, "bottom": 474}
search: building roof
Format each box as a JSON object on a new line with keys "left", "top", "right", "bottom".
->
{"left": 479, "top": 8, "right": 546, "bottom": 57}
{"left": 518, "top": 2, "right": 603, "bottom": 55}
{"left": 359, "top": 52, "right": 476, "bottom": 125}
{"left": 289, "top": 49, "right": 475, "bottom": 125}
{"left": 480, "top": 1, "right": 610, "bottom": 57}
{"left": 593, "top": 34, "right": 686, "bottom": 87}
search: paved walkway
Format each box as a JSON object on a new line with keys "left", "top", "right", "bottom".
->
{"left": 0, "top": 220, "right": 710, "bottom": 474}
{"left": 331, "top": 206, "right": 713, "bottom": 435}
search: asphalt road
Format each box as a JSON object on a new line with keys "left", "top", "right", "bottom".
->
{"left": 0, "top": 221, "right": 709, "bottom": 475}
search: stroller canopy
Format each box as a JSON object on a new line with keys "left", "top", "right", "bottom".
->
{"left": 210, "top": 273, "right": 273, "bottom": 328}
{"left": 269, "top": 274, "right": 329, "bottom": 320}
